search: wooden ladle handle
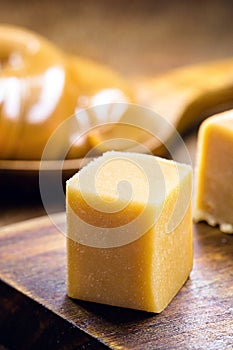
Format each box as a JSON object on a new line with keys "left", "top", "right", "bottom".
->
{"left": 88, "top": 59, "right": 233, "bottom": 158}
{"left": 133, "top": 58, "right": 233, "bottom": 153}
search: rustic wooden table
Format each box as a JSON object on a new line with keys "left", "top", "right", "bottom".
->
{"left": 0, "top": 1, "right": 233, "bottom": 349}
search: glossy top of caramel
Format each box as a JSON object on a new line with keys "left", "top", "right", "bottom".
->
{"left": 0, "top": 25, "right": 132, "bottom": 160}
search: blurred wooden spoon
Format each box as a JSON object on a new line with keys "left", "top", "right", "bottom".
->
{"left": 86, "top": 58, "right": 233, "bottom": 157}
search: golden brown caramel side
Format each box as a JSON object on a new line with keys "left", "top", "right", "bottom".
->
{"left": 66, "top": 151, "right": 193, "bottom": 312}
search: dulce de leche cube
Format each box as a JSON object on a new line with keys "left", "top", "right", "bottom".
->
{"left": 66, "top": 151, "right": 193, "bottom": 313}
{"left": 194, "top": 111, "right": 233, "bottom": 233}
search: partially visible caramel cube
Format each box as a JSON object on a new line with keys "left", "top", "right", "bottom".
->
{"left": 194, "top": 111, "right": 233, "bottom": 233}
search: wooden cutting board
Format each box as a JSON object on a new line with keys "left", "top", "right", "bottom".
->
{"left": 0, "top": 188, "right": 233, "bottom": 348}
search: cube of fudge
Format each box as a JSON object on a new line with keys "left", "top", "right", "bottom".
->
{"left": 194, "top": 111, "right": 233, "bottom": 233}
{"left": 66, "top": 151, "right": 193, "bottom": 313}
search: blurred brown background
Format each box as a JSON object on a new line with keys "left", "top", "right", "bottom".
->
{"left": 1, "top": 0, "right": 233, "bottom": 225}
{"left": 1, "top": 0, "right": 233, "bottom": 77}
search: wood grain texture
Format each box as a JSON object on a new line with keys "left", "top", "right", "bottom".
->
{"left": 0, "top": 282, "right": 108, "bottom": 350}
{"left": 0, "top": 213, "right": 232, "bottom": 350}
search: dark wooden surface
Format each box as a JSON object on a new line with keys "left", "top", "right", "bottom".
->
{"left": 0, "top": 282, "right": 108, "bottom": 350}
{"left": 0, "top": 212, "right": 232, "bottom": 350}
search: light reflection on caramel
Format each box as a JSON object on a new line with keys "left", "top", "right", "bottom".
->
{"left": 0, "top": 25, "right": 132, "bottom": 160}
